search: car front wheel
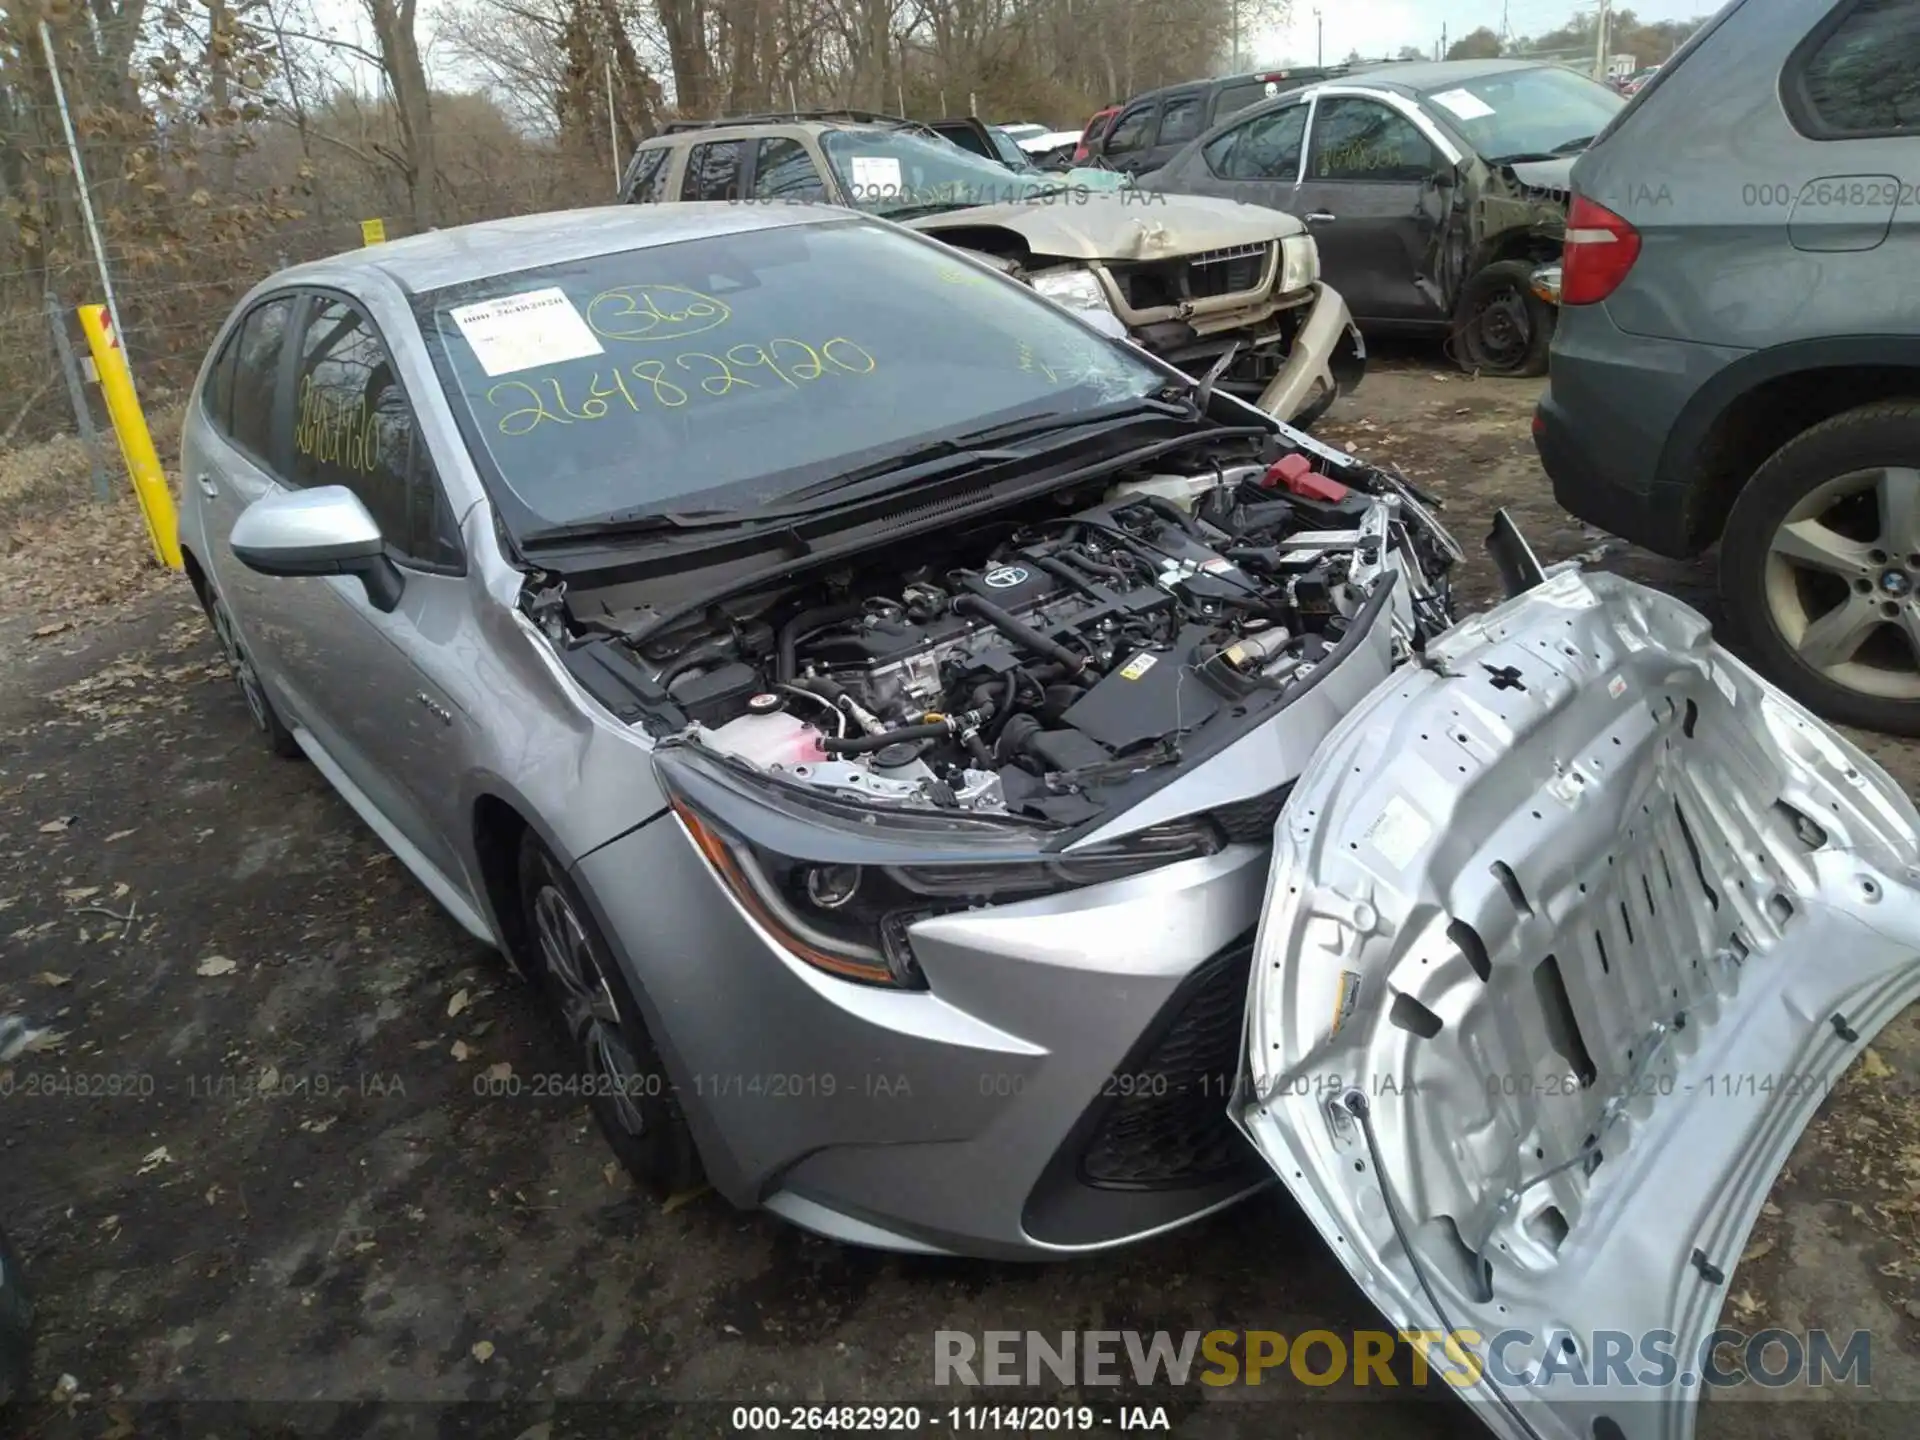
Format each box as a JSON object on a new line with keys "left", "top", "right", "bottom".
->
{"left": 1453, "top": 259, "right": 1553, "bottom": 378}
{"left": 1721, "top": 399, "right": 1920, "bottom": 735}
{"left": 516, "top": 835, "right": 703, "bottom": 1195}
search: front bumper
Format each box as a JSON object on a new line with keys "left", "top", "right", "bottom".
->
{"left": 1255, "top": 282, "right": 1366, "bottom": 428}
{"left": 573, "top": 814, "right": 1276, "bottom": 1259}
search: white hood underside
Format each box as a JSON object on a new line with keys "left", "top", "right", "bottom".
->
{"left": 1238, "top": 569, "right": 1920, "bottom": 1440}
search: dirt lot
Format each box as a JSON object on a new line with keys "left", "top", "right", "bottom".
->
{"left": 2, "top": 354, "right": 1918, "bottom": 1438}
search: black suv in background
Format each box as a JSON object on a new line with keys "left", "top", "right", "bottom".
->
{"left": 1088, "top": 65, "right": 1358, "bottom": 174}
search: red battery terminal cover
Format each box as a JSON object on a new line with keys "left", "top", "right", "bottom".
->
{"left": 1261, "top": 452, "right": 1350, "bottom": 503}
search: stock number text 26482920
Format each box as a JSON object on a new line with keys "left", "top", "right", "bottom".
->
{"left": 484, "top": 338, "right": 878, "bottom": 436}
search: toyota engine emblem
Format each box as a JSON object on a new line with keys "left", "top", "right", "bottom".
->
{"left": 983, "top": 566, "right": 1029, "bottom": 589}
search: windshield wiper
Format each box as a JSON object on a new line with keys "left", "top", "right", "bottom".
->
{"left": 1551, "top": 134, "right": 1597, "bottom": 154}
{"left": 752, "top": 395, "right": 1196, "bottom": 515}
{"left": 518, "top": 506, "right": 752, "bottom": 548}
{"left": 1486, "top": 151, "right": 1563, "bottom": 165}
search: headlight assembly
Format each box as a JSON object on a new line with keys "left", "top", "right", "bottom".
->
{"left": 661, "top": 750, "right": 1222, "bottom": 990}
{"left": 1278, "top": 234, "right": 1320, "bottom": 295}
{"left": 1030, "top": 266, "right": 1115, "bottom": 317}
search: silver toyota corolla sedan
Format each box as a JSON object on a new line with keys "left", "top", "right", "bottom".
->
{"left": 179, "top": 206, "right": 1920, "bottom": 1434}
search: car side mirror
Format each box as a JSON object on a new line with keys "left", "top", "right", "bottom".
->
{"left": 230, "top": 486, "right": 404, "bottom": 613}
{"left": 1429, "top": 163, "right": 1458, "bottom": 189}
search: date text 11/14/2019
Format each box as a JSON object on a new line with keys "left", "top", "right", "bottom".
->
{"left": 1483, "top": 1071, "right": 1834, "bottom": 1100}
{"left": 728, "top": 1403, "right": 1174, "bottom": 1431}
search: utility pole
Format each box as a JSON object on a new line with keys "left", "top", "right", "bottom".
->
{"left": 1441, "top": 23, "right": 1448, "bottom": 59}
{"left": 1230, "top": 0, "right": 1239, "bottom": 71}
{"left": 1593, "top": 0, "right": 1612, "bottom": 80}
{"left": 605, "top": 62, "right": 620, "bottom": 194}
{"left": 1314, "top": 7, "right": 1323, "bottom": 67}
{"left": 1501, "top": 0, "right": 1511, "bottom": 49}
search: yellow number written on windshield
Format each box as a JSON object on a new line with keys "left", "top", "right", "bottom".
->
{"left": 485, "top": 337, "right": 877, "bottom": 436}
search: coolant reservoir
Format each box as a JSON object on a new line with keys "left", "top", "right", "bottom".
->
{"left": 698, "top": 707, "right": 828, "bottom": 768}
{"left": 1109, "top": 464, "right": 1267, "bottom": 511}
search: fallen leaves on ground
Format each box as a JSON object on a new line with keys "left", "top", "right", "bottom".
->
{"left": 195, "top": 955, "right": 237, "bottom": 977}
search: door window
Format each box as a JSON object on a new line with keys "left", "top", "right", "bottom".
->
{"left": 1203, "top": 104, "right": 1308, "bottom": 181}
{"left": 752, "top": 138, "right": 828, "bottom": 200}
{"left": 1791, "top": 0, "right": 1920, "bottom": 137}
{"left": 1214, "top": 80, "right": 1274, "bottom": 119}
{"left": 289, "top": 297, "right": 461, "bottom": 569}
{"left": 682, "top": 140, "right": 746, "bottom": 200}
{"left": 1307, "top": 97, "right": 1437, "bottom": 182}
{"left": 624, "top": 147, "right": 671, "bottom": 203}
{"left": 224, "top": 296, "right": 295, "bottom": 463}
{"left": 1157, "top": 95, "right": 1206, "bottom": 146}
{"left": 1104, "top": 104, "right": 1156, "bottom": 155}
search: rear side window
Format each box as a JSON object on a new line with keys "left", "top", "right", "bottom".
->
{"left": 1204, "top": 104, "right": 1307, "bottom": 181}
{"left": 290, "top": 298, "right": 460, "bottom": 568}
{"left": 624, "top": 147, "right": 670, "bottom": 203}
{"left": 226, "top": 296, "right": 294, "bottom": 462}
{"left": 752, "top": 138, "right": 827, "bottom": 200}
{"left": 1215, "top": 80, "right": 1275, "bottom": 118}
{"left": 1789, "top": 0, "right": 1920, "bottom": 137}
{"left": 1104, "top": 104, "right": 1156, "bottom": 154}
{"left": 201, "top": 327, "right": 240, "bottom": 432}
{"left": 1158, "top": 95, "right": 1206, "bottom": 145}
{"left": 682, "top": 140, "right": 745, "bottom": 200}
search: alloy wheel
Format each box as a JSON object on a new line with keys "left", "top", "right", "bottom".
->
{"left": 209, "top": 598, "right": 271, "bottom": 732}
{"left": 1763, "top": 465, "right": 1920, "bottom": 701}
{"left": 531, "top": 883, "right": 649, "bottom": 1137}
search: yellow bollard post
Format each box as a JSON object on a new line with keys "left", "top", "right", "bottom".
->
{"left": 76, "top": 303, "right": 181, "bottom": 570}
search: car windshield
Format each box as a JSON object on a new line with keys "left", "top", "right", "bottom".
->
{"left": 819, "top": 129, "right": 1064, "bottom": 215}
{"left": 988, "top": 129, "right": 1032, "bottom": 168}
{"left": 416, "top": 218, "right": 1164, "bottom": 530}
{"left": 1421, "top": 65, "right": 1625, "bottom": 159}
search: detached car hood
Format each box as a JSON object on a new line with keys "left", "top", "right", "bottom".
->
{"left": 1503, "top": 156, "right": 1575, "bottom": 197}
{"left": 905, "top": 192, "right": 1304, "bottom": 261}
{"left": 1238, "top": 567, "right": 1920, "bottom": 1440}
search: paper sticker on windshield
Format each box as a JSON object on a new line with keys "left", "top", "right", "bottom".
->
{"left": 450, "top": 288, "right": 604, "bottom": 377}
{"left": 1364, "top": 794, "right": 1431, "bottom": 869}
{"left": 849, "top": 155, "right": 902, "bottom": 197}
{"left": 1429, "top": 88, "right": 1495, "bottom": 121}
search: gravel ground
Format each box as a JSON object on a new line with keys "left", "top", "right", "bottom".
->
{"left": 1, "top": 354, "right": 1916, "bottom": 1439}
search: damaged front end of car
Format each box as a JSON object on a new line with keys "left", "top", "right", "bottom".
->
{"left": 1234, "top": 544, "right": 1920, "bottom": 1440}
{"left": 912, "top": 196, "right": 1366, "bottom": 429}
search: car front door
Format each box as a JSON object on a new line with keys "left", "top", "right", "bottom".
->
{"left": 1099, "top": 100, "right": 1160, "bottom": 173}
{"left": 256, "top": 290, "right": 478, "bottom": 898}
{"left": 1295, "top": 93, "right": 1452, "bottom": 324}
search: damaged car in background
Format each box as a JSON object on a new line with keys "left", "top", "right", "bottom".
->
{"left": 1139, "top": 58, "right": 1627, "bottom": 377}
{"left": 620, "top": 111, "right": 1367, "bottom": 428}
{"left": 175, "top": 205, "right": 1920, "bottom": 1440}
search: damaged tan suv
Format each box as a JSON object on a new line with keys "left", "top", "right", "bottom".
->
{"left": 619, "top": 110, "right": 1367, "bottom": 428}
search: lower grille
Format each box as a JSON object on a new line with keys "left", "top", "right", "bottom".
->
{"left": 1077, "top": 935, "right": 1259, "bottom": 1189}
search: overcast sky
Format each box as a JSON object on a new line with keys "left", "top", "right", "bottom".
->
{"left": 1253, "top": 0, "right": 1721, "bottom": 65}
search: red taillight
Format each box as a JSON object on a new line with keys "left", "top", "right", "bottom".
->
{"left": 1560, "top": 193, "right": 1641, "bottom": 305}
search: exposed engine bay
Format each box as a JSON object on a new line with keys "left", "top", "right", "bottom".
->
{"left": 547, "top": 434, "right": 1461, "bottom": 827}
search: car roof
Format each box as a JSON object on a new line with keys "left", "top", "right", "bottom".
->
{"left": 268, "top": 204, "right": 844, "bottom": 296}
{"left": 1328, "top": 57, "right": 1569, "bottom": 94}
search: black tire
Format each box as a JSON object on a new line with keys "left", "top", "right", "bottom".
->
{"left": 516, "top": 835, "right": 703, "bottom": 1195}
{"left": 1720, "top": 399, "right": 1920, "bottom": 736}
{"left": 1453, "top": 260, "right": 1554, "bottom": 378}
{"left": 198, "top": 586, "right": 302, "bottom": 759}
{"left": 0, "top": 1224, "right": 32, "bottom": 1410}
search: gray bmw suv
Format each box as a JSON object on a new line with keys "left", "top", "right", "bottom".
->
{"left": 1536, "top": 0, "right": 1920, "bottom": 732}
